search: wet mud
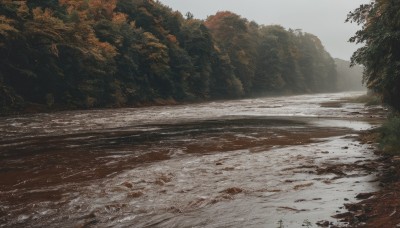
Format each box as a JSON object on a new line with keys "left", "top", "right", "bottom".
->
{"left": 328, "top": 129, "right": 400, "bottom": 228}
{"left": 0, "top": 92, "right": 385, "bottom": 227}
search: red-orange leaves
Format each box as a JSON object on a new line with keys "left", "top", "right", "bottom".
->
{"left": 166, "top": 34, "right": 177, "bottom": 43}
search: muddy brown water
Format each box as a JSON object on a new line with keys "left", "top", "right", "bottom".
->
{"left": 0, "top": 92, "right": 385, "bottom": 227}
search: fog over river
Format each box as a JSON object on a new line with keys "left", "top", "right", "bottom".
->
{"left": 0, "top": 92, "right": 385, "bottom": 227}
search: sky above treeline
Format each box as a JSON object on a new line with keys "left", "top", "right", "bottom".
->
{"left": 158, "top": 0, "right": 370, "bottom": 61}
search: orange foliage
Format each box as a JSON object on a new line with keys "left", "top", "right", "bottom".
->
{"left": 59, "top": 0, "right": 85, "bottom": 11}
{"left": 88, "top": 0, "right": 117, "bottom": 20}
{"left": 112, "top": 12, "right": 128, "bottom": 24}
{"left": 204, "top": 11, "right": 238, "bottom": 30}
{"left": 166, "top": 34, "right": 177, "bottom": 43}
{"left": 60, "top": 0, "right": 117, "bottom": 20}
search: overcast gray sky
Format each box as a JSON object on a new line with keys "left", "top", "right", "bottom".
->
{"left": 158, "top": 0, "right": 369, "bottom": 60}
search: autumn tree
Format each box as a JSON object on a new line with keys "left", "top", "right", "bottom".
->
{"left": 205, "top": 11, "right": 258, "bottom": 95}
{"left": 0, "top": 0, "right": 339, "bottom": 114}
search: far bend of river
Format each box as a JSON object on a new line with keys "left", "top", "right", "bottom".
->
{"left": 0, "top": 92, "right": 385, "bottom": 227}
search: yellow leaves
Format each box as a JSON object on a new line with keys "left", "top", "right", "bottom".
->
{"left": 78, "top": 27, "right": 117, "bottom": 61}
{"left": 22, "top": 6, "right": 117, "bottom": 62}
{"left": 112, "top": 12, "right": 128, "bottom": 25}
{"left": 0, "top": 16, "right": 18, "bottom": 36}
{"left": 61, "top": 0, "right": 118, "bottom": 20}
{"left": 31, "top": 8, "right": 66, "bottom": 32}
{"left": 27, "top": 8, "right": 66, "bottom": 43}
{"left": 142, "top": 31, "right": 158, "bottom": 42}
{"left": 32, "top": 8, "right": 53, "bottom": 20}
{"left": 94, "top": 40, "right": 118, "bottom": 60}
{"left": 148, "top": 41, "right": 166, "bottom": 49}
{"left": 135, "top": 31, "right": 169, "bottom": 74}
{"left": 145, "top": 40, "right": 168, "bottom": 61}
{"left": 0, "top": 16, "right": 18, "bottom": 47}
{"left": 80, "top": 32, "right": 117, "bottom": 63}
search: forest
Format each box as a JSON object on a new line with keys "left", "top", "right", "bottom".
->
{"left": 4, "top": 1, "right": 400, "bottom": 226}
{"left": 347, "top": 0, "right": 400, "bottom": 112}
{"left": 0, "top": 0, "right": 340, "bottom": 114}
{"left": 347, "top": 0, "right": 400, "bottom": 155}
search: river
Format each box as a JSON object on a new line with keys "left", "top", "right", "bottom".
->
{"left": 0, "top": 92, "right": 384, "bottom": 227}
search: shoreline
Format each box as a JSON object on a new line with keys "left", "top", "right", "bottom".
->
{"left": 0, "top": 90, "right": 366, "bottom": 118}
{"left": 332, "top": 129, "right": 400, "bottom": 227}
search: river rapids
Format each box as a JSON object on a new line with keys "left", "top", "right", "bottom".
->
{"left": 0, "top": 92, "right": 385, "bottom": 227}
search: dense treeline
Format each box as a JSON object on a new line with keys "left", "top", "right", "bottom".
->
{"left": 347, "top": 0, "right": 400, "bottom": 111}
{"left": 0, "top": 0, "right": 338, "bottom": 114}
{"left": 348, "top": 0, "right": 400, "bottom": 157}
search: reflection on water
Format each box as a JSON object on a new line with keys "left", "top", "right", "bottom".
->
{"left": 0, "top": 92, "right": 385, "bottom": 227}
{"left": 311, "top": 119, "right": 372, "bottom": 131}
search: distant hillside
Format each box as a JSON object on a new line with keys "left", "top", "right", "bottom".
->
{"left": 335, "top": 58, "right": 365, "bottom": 91}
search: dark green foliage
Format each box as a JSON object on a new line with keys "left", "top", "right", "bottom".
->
{"left": 380, "top": 116, "right": 400, "bottom": 155}
{"left": 0, "top": 81, "right": 23, "bottom": 114}
{"left": 253, "top": 26, "right": 286, "bottom": 94}
{"left": 252, "top": 26, "right": 337, "bottom": 95}
{"left": 296, "top": 31, "right": 337, "bottom": 93}
{"left": 347, "top": 0, "right": 400, "bottom": 110}
{"left": 0, "top": 0, "right": 339, "bottom": 114}
{"left": 205, "top": 12, "right": 258, "bottom": 94}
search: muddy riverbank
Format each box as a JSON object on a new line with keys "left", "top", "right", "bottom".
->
{"left": 331, "top": 129, "right": 400, "bottom": 228}
{"left": 0, "top": 92, "right": 386, "bottom": 227}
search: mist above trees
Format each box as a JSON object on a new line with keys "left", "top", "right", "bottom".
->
{"left": 335, "top": 58, "right": 364, "bottom": 92}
